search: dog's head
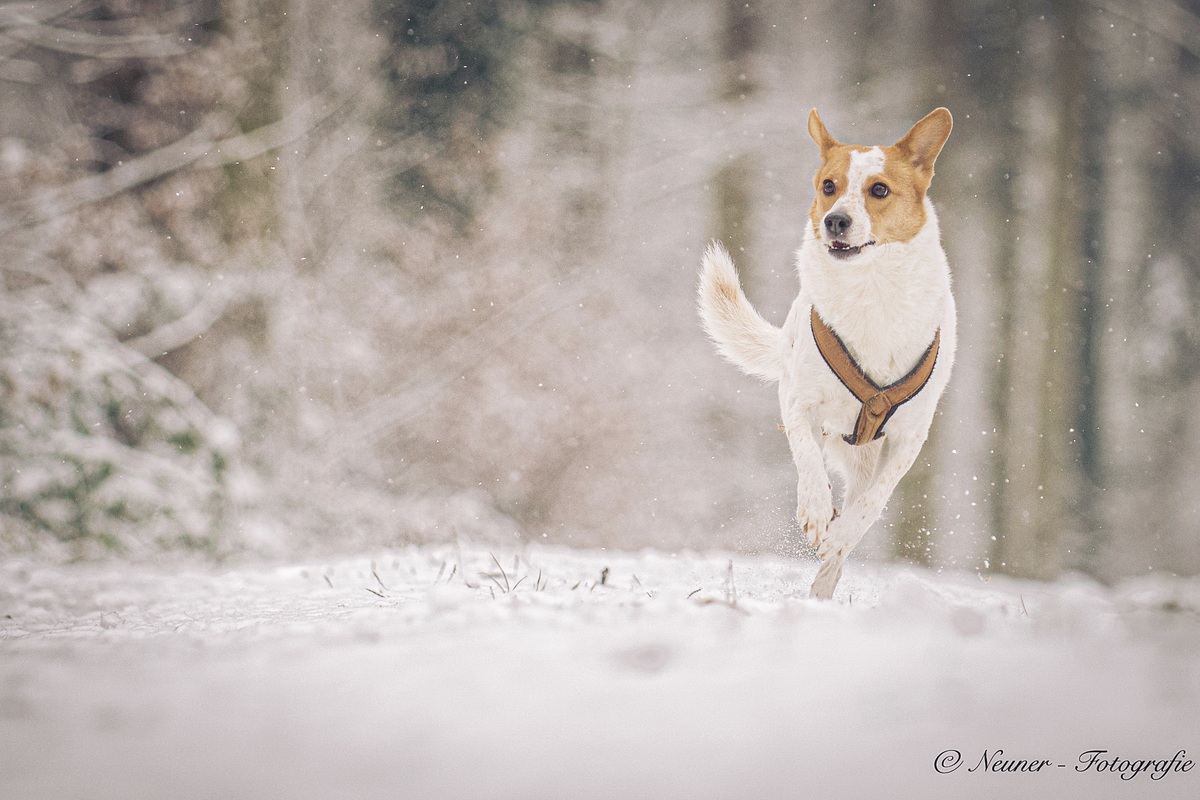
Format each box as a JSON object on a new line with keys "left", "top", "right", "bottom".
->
{"left": 807, "top": 108, "right": 953, "bottom": 261}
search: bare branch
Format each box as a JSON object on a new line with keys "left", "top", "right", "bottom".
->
{"left": 1099, "top": 0, "right": 1200, "bottom": 60}
{"left": 124, "top": 279, "right": 237, "bottom": 358}
{"left": 0, "top": 114, "right": 229, "bottom": 235}
{"left": 0, "top": 1, "right": 86, "bottom": 30}
{"left": 0, "top": 94, "right": 351, "bottom": 237}
{"left": 0, "top": 21, "right": 188, "bottom": 59}
{"left": 0, "top": 1, "right": 220, "bottom": 82}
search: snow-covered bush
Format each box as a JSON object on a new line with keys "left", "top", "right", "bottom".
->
{"left": 0, "top": 296, "right": 238, "bottom": 559}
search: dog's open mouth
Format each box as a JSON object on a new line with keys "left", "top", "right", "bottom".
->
{"left": 827, "top": 240, "right": 875, "bottom": 259}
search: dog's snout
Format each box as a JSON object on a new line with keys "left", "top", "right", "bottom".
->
{"left": 824, "top": 211, "right": 852, "bottom": 237}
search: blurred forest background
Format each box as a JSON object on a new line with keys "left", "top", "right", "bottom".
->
{"left": 0, "top": 0, "right": 1197, "bottom": 583}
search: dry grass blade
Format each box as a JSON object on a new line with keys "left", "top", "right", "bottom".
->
{"left": 480, "top": 571, "right": 508, "bottom": 594}
{"left": 491, "top": 553, "right": 510, "bottom": 593}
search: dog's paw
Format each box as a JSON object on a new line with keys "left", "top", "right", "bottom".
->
{"left": 799, "top": 517, "right": 824, "bottom": 549}
{"left": 817, "top": 538, "right": 843, "bottom": 560}
{"left": 816, "top": 517, "right": 854, "bottom": 560}
{"left": 796, "top": 483, "right": 836, "bottom": 548}
{"left": 797, "top": 506, "right": 832, "bottom": 548}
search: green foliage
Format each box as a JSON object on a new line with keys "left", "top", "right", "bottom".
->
{"left": 0, "top": 298, "right": 237, "bottom": 559}
{"left": 374, "top": 0, "right": 572, "bottom": 224}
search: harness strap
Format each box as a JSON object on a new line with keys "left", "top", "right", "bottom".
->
{"left": 810, "top": 307, "right": 941, "bottom": 446}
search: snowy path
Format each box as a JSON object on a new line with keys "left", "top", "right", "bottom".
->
{"left": 2, "top": 544, "right": 1199, "bottom": 799}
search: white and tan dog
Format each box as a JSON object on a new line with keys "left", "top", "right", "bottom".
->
{"left": 699, "top": 108, "right": 956, "bottom": 599}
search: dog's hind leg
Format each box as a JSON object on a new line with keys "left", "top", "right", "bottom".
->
{"left": 828, "top": 437, "right": 883, "bottom": 511}
{"left": 810, "top": 552, "right": 845, "bottom": 600}
{"left": 818, "top": 433, "right": 926, "bottom": 560}
{"left": 810, "top": 433, "right": 926, "bottom": 599}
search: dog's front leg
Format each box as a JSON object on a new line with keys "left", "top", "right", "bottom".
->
{"left": 811, "top": 433, "right": 926, "bottom": 599}
{"left": 781, "top": 415, "right": 835, "bottom": 551}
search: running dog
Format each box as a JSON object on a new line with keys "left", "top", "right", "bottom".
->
{"left": 698, "top": 107, "right": 956, "bottom": 599}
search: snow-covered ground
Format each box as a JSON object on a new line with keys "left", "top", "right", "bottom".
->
{"left": 3, "top": 544, "right": 1199, "bottom": 799}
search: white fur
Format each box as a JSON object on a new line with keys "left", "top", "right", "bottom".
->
{"left": 698, "top": 166, "right": 956, "bottom": 601}
{"left": 697, "top": 243, "right": 783, "bottom": 382}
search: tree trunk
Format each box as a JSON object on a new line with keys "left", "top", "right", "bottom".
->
{"left": 1004, "top": 0, "right": 1091, "bottom": 580}
{"left": 978, "top": 0, "right": 1031, "bottom": 575}
{"left": 711, "top": 0, "right": 760, "bottom": 277}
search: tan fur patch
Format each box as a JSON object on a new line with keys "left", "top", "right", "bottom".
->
{"left": 715, "top": 275, "right": 740, "bottom": 303}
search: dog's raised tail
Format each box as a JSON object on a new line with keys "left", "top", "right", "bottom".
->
{"left": 698, "top": 242, "right": 782, "bottom": 383}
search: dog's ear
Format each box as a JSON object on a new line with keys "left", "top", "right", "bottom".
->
{"left": 807, "top": 108, "right": 841, "bottom": 154}
{"left": 895, "top": 107, "right": 953, "bottom": 182}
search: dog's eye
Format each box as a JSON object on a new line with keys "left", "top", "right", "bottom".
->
{"left": 869, "top": 182, "right": 890, "bottom": 199}
{"left": 822, "top": 179, "right": 836, "bottom": 196}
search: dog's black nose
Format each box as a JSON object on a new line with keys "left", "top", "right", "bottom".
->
{"left": 824, "top": 211, "right": 852, "bottom": 237}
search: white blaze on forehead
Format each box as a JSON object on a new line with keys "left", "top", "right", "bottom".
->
{"left": 846, "top": 146, "right": 886, "bottom": 192}
{"left": 825, "top": 146, "right": 886, "bottom": 244}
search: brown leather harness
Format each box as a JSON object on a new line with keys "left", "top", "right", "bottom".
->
{"left": 810, "top": 307, "right": 941, "bottom": 446}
